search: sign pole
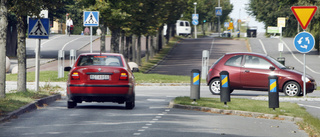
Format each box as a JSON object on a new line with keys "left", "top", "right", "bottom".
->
{"left": 303, "top": 53, "right": 306, "bottom": 97}
{"left": 35, "top": 39, "right": 41, "bottom": 91}
{"left": 90, "top": 26, "right": 93, "bottom": 53}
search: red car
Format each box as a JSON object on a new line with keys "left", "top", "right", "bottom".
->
{"left": 65, "top": 53, "right": 135, "bottom": 109}
{"left": 206, "top": 52, "right": 317, "bottom": 96}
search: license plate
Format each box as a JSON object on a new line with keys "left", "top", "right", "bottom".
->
{"left": 90, "top": 75, "right": 109, "bottom": 80}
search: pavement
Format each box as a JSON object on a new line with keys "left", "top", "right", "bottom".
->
{"left": 2, "top": 34, "right": 320, "bottom": 135}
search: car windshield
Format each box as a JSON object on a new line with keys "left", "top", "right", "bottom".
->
{"left": 77, "top": 55, "right": 123, "bottom": 67}
{"left": 266, "top": 56, "right": 286, "bottom": 69}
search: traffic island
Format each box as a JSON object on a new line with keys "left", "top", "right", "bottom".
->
{"left": 169, "top": 99, "right": 303, "bottom": 123}
{"left": 0, "top": 94, "right": 61, "bottom": 123}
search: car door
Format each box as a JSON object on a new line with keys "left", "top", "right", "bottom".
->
{"left": 240, "top": 55, "right": 274, "bottom": 89}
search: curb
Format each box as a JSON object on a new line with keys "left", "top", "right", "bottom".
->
{"left": 168, "top": 101, "right": 304, "bottom": 123}
{"left": 0, "top": 94, "right": 61, "bottom": 123}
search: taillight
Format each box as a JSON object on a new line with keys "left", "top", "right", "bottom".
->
{"left": 120, "top": 71, "right": 128, "bottom": 80}
{"left": 71, "top": 72, "right": 80, "bottom": 80}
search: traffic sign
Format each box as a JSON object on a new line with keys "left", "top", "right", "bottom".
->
{"left": 293, "top": 32, "right": 315, "bottom": 53}
{"left": 291, "top": 6, "right": 317, "bottom": 30}
{"left": 215, "top": 7, "right": 222, "bottom": 16}
{"left": 277, "top": 17, "right": 286, "bottom": 27}
{"left": 192, "top": 14, "right": 199, "bottom": 20}
{"left": 227, "top": 22, "right": 233, "bottom": 30}
{"left": 192, "top": 20, "right": 199, "bottom": 25}
{"left": 224, "top": 22, "right": 229, "bottom": 28}
{"left": 83, "top": 11, "right": 99, "bottom": 26}
{"left": 28, "top": 18, "right": 49, "bottom": 39}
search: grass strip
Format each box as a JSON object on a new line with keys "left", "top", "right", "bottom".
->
{"left": 174, "top": 96, "right": 320, "bottom": 136}
{"left": 0, "top": 90, "right": 58, "bottom": 117}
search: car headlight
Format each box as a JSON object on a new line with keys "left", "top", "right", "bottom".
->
{"left": 301, "top": 76, "right": 310, "bottom": 82}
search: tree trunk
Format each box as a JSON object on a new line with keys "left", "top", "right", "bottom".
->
{"left": 132, "top": 35, "right": 136, "bottom": 63}
{"left": 202, "top": 23, "right": 205, "bottom": 36}
{"left": 157, "top": 26, "right": 163, "bottom": 52}
{"left": 17, "top": 15, "right": 27, "bottom": 92}
{"left": 0, "top": 0, "right": 8, "bottom": 98}
{"left": 165, "top": 24, "right": 170, "bottom": 44}
{"left": 124, "top": 35, "right": 131, "bottom": 62}
{"left": 126, "top": 35, "right": 132, "bottom": 62}
{"left": 100, "top": 24, "right": 106, "bottom": 53}
{"left": 137, "top": 35, "right": 141, "bottom": 66}
{"left": 145, "top": 35, "right": 149, "bottom": 62}
{"left": 120, "top": 30, "right": 125, "bottom": 55}
{"left": 150, "top": 35, "right": 154, "bottom": 58}
{"left": 110, "top": 28, "right": 120, "bottom": 53}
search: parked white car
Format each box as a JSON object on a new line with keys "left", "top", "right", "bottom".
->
{"left": 163, "top": 20, "right": 191, "bottom": 37}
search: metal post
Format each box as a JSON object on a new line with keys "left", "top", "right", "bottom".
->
{"left": 35, "top": 39, "right": 41, "bottom": 91}
{"left": 90, "top": 26, "right": 93, "bottom": 53}
{"left": 70, "top": 49, "right": 76, "bottom": 67}
{"left": 58, "top": 50, "right": 65, "bottom": 78}
{"left": 218, "top": 0, "right": 221, "bottom": 37}
{"left": 194, "top": 3, "right": 197, "bottom": 39}
{"left": 303, "top": 53, "right": 306, "bottom": 96}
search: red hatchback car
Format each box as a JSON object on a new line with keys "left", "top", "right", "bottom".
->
{"left": 65, "top": 53, "right": 135, "bottom": 109}
{"left": 206, "top": 52, "right": 317, "bottom": 96}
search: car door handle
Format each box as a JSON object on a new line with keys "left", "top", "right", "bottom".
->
{"left": 244, "top": 70, "right": 250, "bottom": 73}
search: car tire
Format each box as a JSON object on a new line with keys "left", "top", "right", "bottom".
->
{"left": 125, "top": 96, "right": 135, "bottom": 109}
{"left": 209, "top": 78, "right": 220, "bottom": 95}
{"left": 283, "top": 81, "right": 301, "bottom": 96}
{"left": 67, "top": 101, "right": 77, "bottom": 108}
{"left": 125, "top": 101, "right": 135, "bottom": 109}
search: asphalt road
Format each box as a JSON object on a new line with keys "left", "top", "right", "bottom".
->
{"left": 148, "top": 35, "right": 248, "bottom": 75}
{"left": 0, "top": 86, "right": 308, "bottom": 137}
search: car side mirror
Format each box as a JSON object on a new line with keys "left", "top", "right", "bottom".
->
{"left": 64, "top": 67, "right": 72, "bottom": 71}
{"left": 286, "top": 66, "right": 294, "bottom": 70}
{"left": 269, "top": 66, "right": 275, "bottom": 71}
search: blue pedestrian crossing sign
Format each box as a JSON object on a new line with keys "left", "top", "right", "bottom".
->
{"left": 83, "top": 11, "right": 99, "bottom": 26}
{"left": 215, "top": 7, "right": 222, "bottom": 16}
{"left": 293, "top": 32, "right": 315, "bottom": 53}
{"left": 28, "top": 18, "right": 49, "bottom": 39}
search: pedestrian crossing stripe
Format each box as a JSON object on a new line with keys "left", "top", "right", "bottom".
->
{"left": 221, "top": 75, "right": 228, "bottom": 88}
{"left": 269, "top": 79, "right": 277, "bottom": 92}
{"left": 193, "top": 73, "right": 199, "bottom": 85}
{"left": 83, "top": 11, "right": 99, "bottom": 26}
{"left": 28, "top": 18, "right": 49, "bottom": 39}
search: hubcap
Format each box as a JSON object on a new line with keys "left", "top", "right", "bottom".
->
{"left": 210, "top": 80, "right": 220, "bottom": 94}
{"left": 285, "top": 84, "right": 298, "bottom": 96}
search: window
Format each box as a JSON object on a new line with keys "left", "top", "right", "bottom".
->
{"left": 225, "top": 55, "right": 242, "bottom": 67}
{"left": 180, "top": 22, "right": 184, "bottom": 26}
{"left": 78, "top": 55, "right": 123, "bottom": 67}
{"left": 185, "top": 22, "right": 190, "bottom": 26}
{"left": 244, "top": 55, "right": 272, "bottom": 69}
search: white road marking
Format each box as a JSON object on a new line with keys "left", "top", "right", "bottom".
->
{"left": 61, "top": 36, "right": 86, "bottom": 51}
{"left": 298, "top": 104, "right": 320, "bottom": 109}
{"left": 281, "top": 39, "right": 320, "bottom": 74}
{"left": 258, "top": 39, "right": 267, "bottom": 54}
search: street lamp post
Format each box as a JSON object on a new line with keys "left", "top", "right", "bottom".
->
{"left": 194, "top": 2, "right": 197, "bottom": 39}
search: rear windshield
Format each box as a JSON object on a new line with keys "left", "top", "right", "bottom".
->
{"left": 77, "top": 55, "right": 123, "bottom": 67}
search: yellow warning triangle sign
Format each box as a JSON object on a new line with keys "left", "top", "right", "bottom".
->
{"left": 291, "top": 6, "right": 317, "bottom": 30}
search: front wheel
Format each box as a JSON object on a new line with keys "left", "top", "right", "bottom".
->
{"left": 283, "top": 81, "right": 301, "bottom": 96}
{"left": 209, "top": 78, "right": 220, "bottom": 95}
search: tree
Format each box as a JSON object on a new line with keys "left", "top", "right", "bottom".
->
{"left": 0, "top": 0, "right": 8, "bottom": 98}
